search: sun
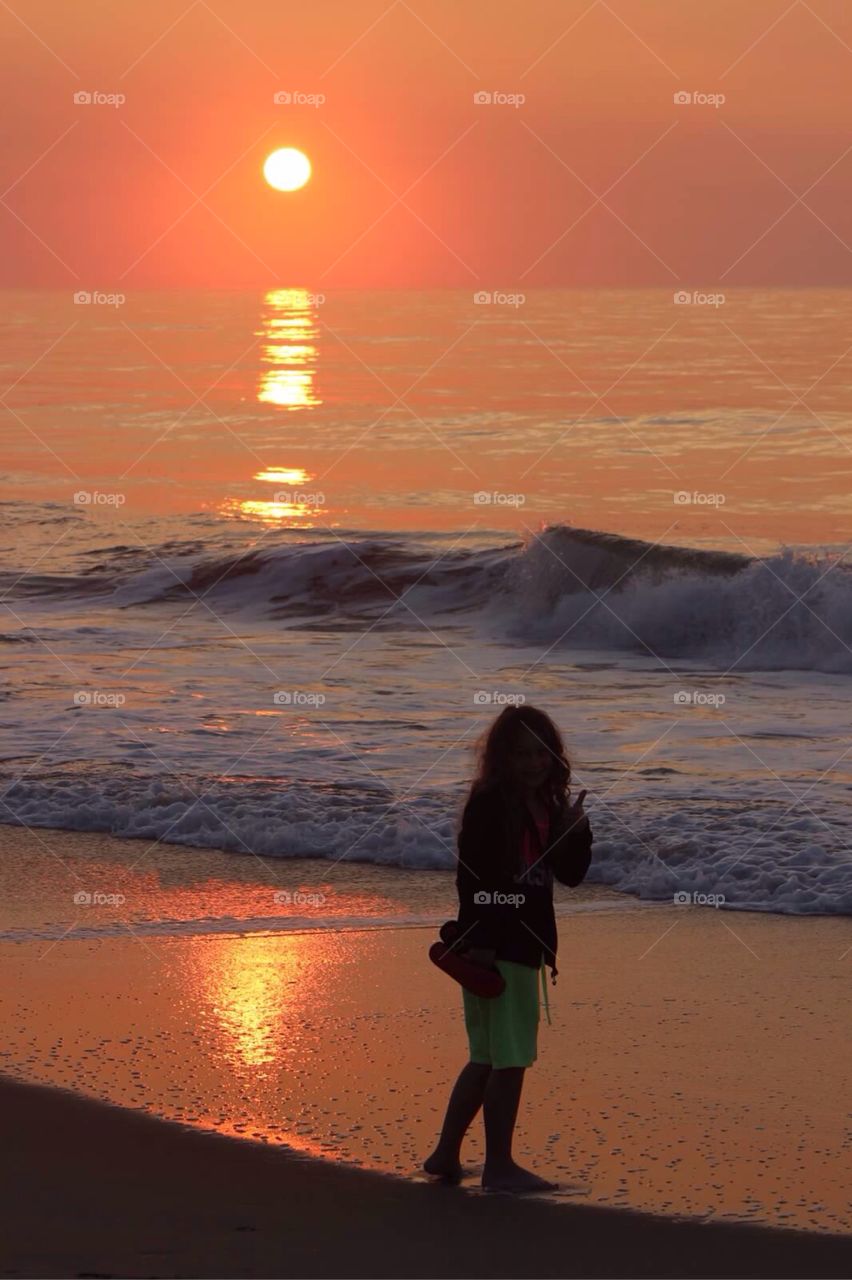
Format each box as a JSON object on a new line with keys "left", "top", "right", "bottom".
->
{"left": 263, "top": 148, "right": 311, "bottom": 192}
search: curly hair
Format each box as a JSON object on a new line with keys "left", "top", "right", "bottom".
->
{"left": 467, "top": 704, "right": 572, "bottom": 812}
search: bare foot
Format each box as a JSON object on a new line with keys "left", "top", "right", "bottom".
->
{"left": 423, "top": 1151, "right": 464, "bottom": 1181}
{"left": 482, "top": 1162, "right": 556, "bottom": 1193}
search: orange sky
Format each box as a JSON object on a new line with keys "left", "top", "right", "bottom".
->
{"left": 3, "top": 0, "right": 852, "bottom": 288}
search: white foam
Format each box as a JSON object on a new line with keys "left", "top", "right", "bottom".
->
{"left": 500, "top": 538, "right": 852, "bottom": 674}
{"left": 2, "top": 525, "right": 851, "bottom": 920}
{"left": 8, "top": 525, "right": 852, "bottom": 672}
{"left": 1, "top": 770, "right": 849, "bottom": 917}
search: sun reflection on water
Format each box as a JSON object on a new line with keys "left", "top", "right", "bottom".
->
{"left": 218, "top": 291, "right": 330, "bottom": 524}
{"left": 256, "top": 288, "right": 321, "bottom": 411}
{"left": 188, "top": 934, "right": 303, "bottom": 1068}
{"left": 219, "top": 495, "right": 327, "bottom": 525}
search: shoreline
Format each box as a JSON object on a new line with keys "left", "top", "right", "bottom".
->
{"left": 2, "top": 817, "right": 846, "bottom": 932}
{"left": 2, "top": 823, "right": 850, "bottom": 1255}
{"left": 2, "top": 1074, "right": 851, "bottom": 1280}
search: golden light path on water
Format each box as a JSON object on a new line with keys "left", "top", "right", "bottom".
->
{"left": 216, "top": 291, "right": 329, "bottom": 523}
{"left": 256, "top": 287, "right": 321, "bottom": 411}
{"left": 255, "top": 468, "right": 311, "bottom": 485}
{"left": 218, "top": 496, "right": 327, "bottom": 525}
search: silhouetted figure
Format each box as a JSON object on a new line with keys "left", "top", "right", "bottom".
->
{"left": 424, "top": 704, "right": 593, "bottom": 1192}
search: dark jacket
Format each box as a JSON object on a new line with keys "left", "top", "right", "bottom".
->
{"left": 455, "top": 782, "right": 593, "bottom": 977}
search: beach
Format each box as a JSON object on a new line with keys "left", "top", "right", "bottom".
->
{"left": 0, "top": 827, "right": 850, "bottom": 1276}
{"left": 5, "top": 0, "right": 852, "bottom": 1270}
{"left": 3, "top": 1074, "right": 852, "bottom": 1280}
{"left": 1, "top": 285, "right": 851, "bottom": 1280}
{"left": 3, "top": 290, "right": 851, "bottom": 932}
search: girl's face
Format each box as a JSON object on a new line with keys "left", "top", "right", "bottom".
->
{"left": 510, "top": 728, "right": 552, "bottom": 789}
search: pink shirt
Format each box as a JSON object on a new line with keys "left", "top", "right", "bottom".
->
{"left": 521, "top": 814, "right": 549, "bottom": 869}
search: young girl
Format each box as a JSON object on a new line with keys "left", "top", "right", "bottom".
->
{"left": 424, "top": 704, "right": 593, "bottom": 1193}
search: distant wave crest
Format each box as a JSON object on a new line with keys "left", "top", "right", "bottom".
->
{"left": 2, "top": 524, "right": 851, "bottom": 672}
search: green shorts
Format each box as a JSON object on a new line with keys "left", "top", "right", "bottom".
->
{"left": 462, "top": 959, "right": 540, "bottom": 1069}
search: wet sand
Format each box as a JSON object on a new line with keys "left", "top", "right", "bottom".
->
{"left": 2, "top": 1073, "right": 852, "bottom": 1279}
{"left": 1, "top": 826, "right": 850, "bottom": 1275}
{"left": 2, "top": 898, "right": 849, "bottom": 1231}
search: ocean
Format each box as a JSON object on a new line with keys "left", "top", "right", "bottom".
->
{"left": 1, "top": 287, "right": 850, "bottom": 921}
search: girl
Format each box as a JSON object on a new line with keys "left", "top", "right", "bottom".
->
{"left": 424, "top": 704, "right": 593, "bottom": 1193}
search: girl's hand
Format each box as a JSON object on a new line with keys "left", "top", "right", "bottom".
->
{"left": 566, "top": 789, "right": 589, "bottom": 828}
{"left": 568, "top": 789, "right": 587, "bottom": 815}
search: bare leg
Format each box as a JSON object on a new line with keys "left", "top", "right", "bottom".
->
{"left": 423, "top": 1060, "right": 491, "bottom": 1178}
{"left": 481, "top": 1066, "right": 555, "bottom": 1192}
